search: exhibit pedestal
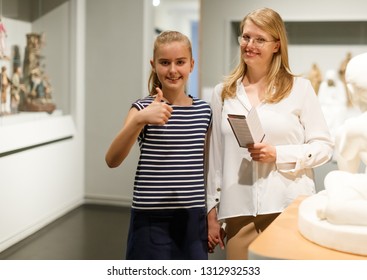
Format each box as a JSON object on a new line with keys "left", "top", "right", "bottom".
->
{"left": 248, "top": 196, "right": 367, "bottom": 260}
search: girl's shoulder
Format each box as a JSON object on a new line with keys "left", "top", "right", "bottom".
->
{"left": 191, "top": 95, "right": 211, "bottom": 107}
{"left": 132, "top": 95, "right": 154, "bottom": 110}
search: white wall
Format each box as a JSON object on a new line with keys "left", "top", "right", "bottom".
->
{"left": 84, "top": 0, "right": 153, "bottom": 206}
{"left": 32, "top": 3, "right": 71, "bottom": 114}
{"left": 0, "top": 0, "right": 85, "bottom": 252}
{"left": 153, "top": 0, "right": 199, "bottom": 38}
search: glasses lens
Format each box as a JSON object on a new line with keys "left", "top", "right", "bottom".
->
{"left": 255, "top": 40, "right": 263, "bottom": 48}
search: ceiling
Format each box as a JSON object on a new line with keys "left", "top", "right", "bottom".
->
{"left": 1, "top": 0, "right": 68, "bottom": 22}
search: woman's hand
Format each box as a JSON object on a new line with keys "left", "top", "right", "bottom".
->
{"left": 247, "top": 143, "right": 276, "bottom": 163}
{"left": 207, "top": 208, "right": 225, "bottom": 253}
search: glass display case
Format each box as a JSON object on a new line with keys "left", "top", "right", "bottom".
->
{"left": 0, "top": 0, "right": 75, "bottom": 156}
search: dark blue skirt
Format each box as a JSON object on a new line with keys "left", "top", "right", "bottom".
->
{"left": 125, "top": 207, "right": 208, "bottom": 260}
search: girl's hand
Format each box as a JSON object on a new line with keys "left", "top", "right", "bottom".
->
{"left": 207, "top": 208, "right": 225, "bottom": 253}
{"left": 247, "top": 143, "right": 276, "bottom": 163}
{"left": 140, "top": 88, "right": 173, "bottom": 125}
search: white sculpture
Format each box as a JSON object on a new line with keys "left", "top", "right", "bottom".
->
{"left": 317, "top": 52, "right": 367, "bottom": 225}
{"left": 318, "top": 69, "right": 348, "bottom": 138}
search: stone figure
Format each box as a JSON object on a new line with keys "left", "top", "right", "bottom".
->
{"left": 20, "top": 33, "right": 55, "bottom": 113}
{"left": 339, "top": 52, "right": 353, "bottom": 107}
{"left": 308, "top": 63, "right": 322, "bottom": 95}
{"left": 0, "top": 65, "right": 11, "bottom": 114}
{"left": 317, "top": 52, "right": 367, "bottom": 225}
{"left": 318, "top": 69, "right": 348, "bottom": 138}
{"left": 10, "top": 66, "right": 25, "bottom": 114}
{"left": 0, "top": 18, "right": 9, "bottom": 60}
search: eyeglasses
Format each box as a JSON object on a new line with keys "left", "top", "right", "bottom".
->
{"left": 238, "top": 35, "right": 277, "bottom": 48}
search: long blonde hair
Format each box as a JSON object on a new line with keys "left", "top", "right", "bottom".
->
{"left": 148, "top": 30, "right": 193, "bottom": 96}
{"left": 222, "top": 7, "right": 295, "bottom": 103}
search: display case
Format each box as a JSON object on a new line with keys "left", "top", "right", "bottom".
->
{"left": 0, "top": 0, "right": 74, "bottom": 157}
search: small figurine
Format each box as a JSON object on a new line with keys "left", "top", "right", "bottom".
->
{"left": 0, "top": 18, "right": 9, "bottom": 60}
{"left": 339, "top": 52, "right": 353, "bottom": 107}
{"left": 0, "top": 65, "right": 11, "bottom": 114}
{"left": 308, "top": 63, "right": 322, "bottom": 95}
{"left": 317, "top": 69, "right": 348, "bottom": 137}
{"left": 10, "top": 66, "right": 26, "bottom": 114}
{"left": 20, "top": 33, "right": 56, "bottom": 113}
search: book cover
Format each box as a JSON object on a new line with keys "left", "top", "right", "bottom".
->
{"left": 227, "top": 107, "right": 265, "bottom": 147}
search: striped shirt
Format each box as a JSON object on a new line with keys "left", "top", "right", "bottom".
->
{"left": 131, "top": 95, "right": 212, "bottom": 210}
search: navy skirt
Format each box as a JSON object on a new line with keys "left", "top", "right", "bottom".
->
{"left": 125, "top": 207, "right": 208, "bottom": 260}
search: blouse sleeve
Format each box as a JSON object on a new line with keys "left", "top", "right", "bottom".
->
{"left": 206, "top": 84, "right": 223, "bottom": 212}
{"left": 275, "top": 79, "right": 334, "bottom": 172}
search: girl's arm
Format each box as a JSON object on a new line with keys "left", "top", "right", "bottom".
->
{"left": 105, "top": 89, "right": 172, "bottom": 168}
{"left": 105, "top": 107, "right": 145, "bottom": 168}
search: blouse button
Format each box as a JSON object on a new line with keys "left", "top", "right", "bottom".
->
{"left": 216, "top": 187, "right": 221, "bottom": 192}
{"left": 308, "top": 154, "right": 312, "bottom": 158}
{"left": 215, "top": 198, "right": 219, "bottom": 202}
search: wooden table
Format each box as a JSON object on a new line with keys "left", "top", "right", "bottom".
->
{"left": 248, "top": 196, "right": 367, "bottom": 260}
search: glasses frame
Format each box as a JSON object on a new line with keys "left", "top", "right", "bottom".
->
{"left": 238, "top": 35, "right": 278, "bottom": 48}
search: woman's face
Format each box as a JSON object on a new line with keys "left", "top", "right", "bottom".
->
{"left": 240, "top": 20, "right": 279, "bottom": 71}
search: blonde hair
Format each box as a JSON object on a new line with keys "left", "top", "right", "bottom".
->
{"left": 148, "top": 30, "right": 193, "bottom": 96}
{"left": 222, "top": 7, "right": 295, "bottom": 103}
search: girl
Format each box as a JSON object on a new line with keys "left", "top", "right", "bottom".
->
{"left": 106, "top": 31, "right": 212, "bottom": 260}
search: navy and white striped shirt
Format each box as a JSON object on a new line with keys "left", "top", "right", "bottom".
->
{"left": 131, "top": 95, "right": 212, "bottom": 210}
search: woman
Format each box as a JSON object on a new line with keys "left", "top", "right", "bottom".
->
{"left": 206, "top": 7, "right": 333, "bottom": 259}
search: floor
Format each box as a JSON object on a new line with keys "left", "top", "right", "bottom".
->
{"left": 0, "top": 204, "right": 226, "bottom": 260}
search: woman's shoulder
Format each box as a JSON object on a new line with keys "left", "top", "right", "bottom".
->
{"left": 290, "top": 76, "right": 319, "bottom": 100}
{"left": 293, "top": 76, "right": 313, "bottom": 87}
{"left": 214, "top": 82, "right": 224, "bottom": 92}
{"left": 209, "top": 83, "right": 224, "bottom": 100}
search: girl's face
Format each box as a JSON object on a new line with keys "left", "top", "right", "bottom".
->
{"left": 151, "top": 41, "right": 194, "bottom": 94}
{"left": 240, "top": 20, "right": 279, "bottom": 70}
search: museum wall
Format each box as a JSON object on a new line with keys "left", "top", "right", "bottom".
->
{"left": 0, "top": 0, "right": 85, "bottom": 252}
{"left": 84, "top": 0, "right": 153, "bottom": 206}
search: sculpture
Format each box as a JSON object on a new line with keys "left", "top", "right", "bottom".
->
{"left": 339, "top": 52, "right": 353, "bottom": 107}
{"left": 317, "top": 69, "right": 348, "bottom": 138}
{"left": 308, "top": 63, "right": 322, "bottom": 95}
{"left": 0, "top": 65, "right": 11, "bottom": 115}
{"left": 0, "top": 18, "right": 9, "bottom": 60}
{"left": 20, "top": 33, "right": 55, "bottom": 113}
{"left": 317, "top": 52, "right": 367, "bottom": 225}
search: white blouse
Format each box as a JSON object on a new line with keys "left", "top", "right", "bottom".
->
{"left": 207, "top": 77, "right": 334, "bottom": 220}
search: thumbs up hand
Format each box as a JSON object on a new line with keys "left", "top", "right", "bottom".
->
{"left": 154, "top": 87, "right": 164, "bottom": 103}
{"left": 141, "top": 88, "right": 173, "bottom": 125}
